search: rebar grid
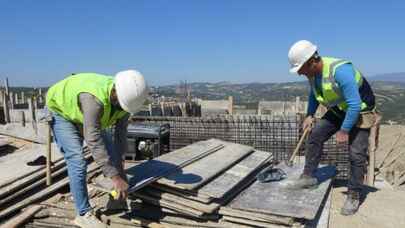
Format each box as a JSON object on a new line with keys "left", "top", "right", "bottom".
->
{"left": 132, "top": 115, "right": 349, "bottom": 179}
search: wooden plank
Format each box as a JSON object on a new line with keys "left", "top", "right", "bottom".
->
{"left": 368, "top": 115, "right": 381, "bottom": 186}
{"left": 0, "top": 151, "right": 88, "bottom": 199}
{"left": 219, "top": 207, "right": 293, "bottom": 225}
{"left": 132, "top": 192, "right": 206, "bottom": 218}
{"left": 0, "top": 166, "right": 67, "bottom": 206}
{"left": 125, "top": 202, "right": 232, "bottom": 228}
{"left": 227, "top": 163, "right": 335, "bottom": 220}
{"left": 1, "top": 150, "right": 88, "bottom": 207}
{"left": 0, "top": 162, "right": 100, "bottom": 220}
{"left": 102, "top": 207, "right": 250, "bottom": 228}
{"left": 157, "top": 141, "right": 254, "bottom": 190}
{"left": 198, "top": 150, "right": 272, "bottom": 198}
{"left": 139, "top": 187, "right": 220, "bottom": 213}
{"left": 151, "top": 152, "right": 271, "bottom": 205}
{"left": 46, "top": 123, "right": 52, "bottom": 186}
{"left": 221, "top": 216, "right": 289, "bottom": 228}
{"left": 305, "top": 189, "right": 332, "bottom": 228}
{"left": 151, "top": 184, "right": 212, "bottom": 204}
{"left": 0, "top": 205, "right": 43, "bottom": 228}
{"left": 100, "top": 214, "right": 165, "bottom": 228}
{"left": 126, "top": 139, "right": 224, "bottom": 192}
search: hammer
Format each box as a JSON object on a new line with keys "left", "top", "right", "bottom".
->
{"left": 286, "top": 127, "right": 311, "bottom": 167}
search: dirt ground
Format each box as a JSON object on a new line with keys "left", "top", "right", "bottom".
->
{"left": 329, "top": 186, "right": 405, "bottom": 228}
{"left": 329, "top": 125, "right": 405, "bottom": 228}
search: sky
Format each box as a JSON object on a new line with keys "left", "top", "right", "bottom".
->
{"left": 0, "top": 0, "right": 404, "bottom": 87}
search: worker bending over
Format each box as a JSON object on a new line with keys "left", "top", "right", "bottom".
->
{"left": 46, "top": 70, "right": 148, "bottom": 227}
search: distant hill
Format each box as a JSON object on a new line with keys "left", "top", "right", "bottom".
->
{"left": 156, "top": 80, "right": 405, "bottom": 124}
{"left": 369, "top": 72, "right": 405, "bottom": 82}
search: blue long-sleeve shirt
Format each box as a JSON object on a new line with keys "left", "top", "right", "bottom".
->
{"left": 307, "top": 63, "right": 362, "bottom": 132}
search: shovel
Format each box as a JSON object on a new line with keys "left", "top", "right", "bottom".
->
{"left": 285, "top": 127, "right": 311, "bottom": 167}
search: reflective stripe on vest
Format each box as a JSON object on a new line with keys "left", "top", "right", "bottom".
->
{"left": 310, "top": 57, "right": 368, "bottom": 111}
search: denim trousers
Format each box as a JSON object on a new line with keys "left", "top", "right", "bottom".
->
{"left": 304, "top": 110, "right": 370, "bottom": 192}
{"left": 50, "top": 113, "right": 120, "bottom": 215}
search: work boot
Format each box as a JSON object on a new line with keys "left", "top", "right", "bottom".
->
{"left": 73, "top": 210, "right": 107, "bottom": 228}
{"left": 286, "top": 174, "right": 318, "bottom": 189}
{"left": 340, "top": 190, "right": 360, "bottom": 216}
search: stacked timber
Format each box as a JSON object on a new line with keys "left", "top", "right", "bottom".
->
{"left": 122, "top": 138, "right": 274, "bottom": 226}
{"left": 0, "top": 146, "right": 95, "bottom": 222}
{"left": 220, "top": 163, "right": 336, "bottom": 227}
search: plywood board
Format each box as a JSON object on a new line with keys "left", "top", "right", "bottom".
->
{"left": 228, "top": 163, "right": 336, "bottom": 220}
{"left": 221, "top": 216, "right": 289, "bottom": 228}
{"left": 219, "top": 207, "right": 293, "bottom": 225}
{"left": 140, "top": 187, "right": 220, "bottom": 213}
{"left": 157, "top": 141, "right": 254, "bottom": 190}
{"left": 198, "top": 150, "right": 272, "bottom": 199}
{"left": 126, "top": 139, "right": 224, "bottom": 191}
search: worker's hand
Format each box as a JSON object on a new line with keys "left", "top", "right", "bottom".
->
{"left": 336, "top": 130, "right": 349, "bottom": 144}
{"left": 111, "top": 175, "right": 129, "bottom": 200}
{"left": 302, "top": 116, "right": 314, "bottom": 131}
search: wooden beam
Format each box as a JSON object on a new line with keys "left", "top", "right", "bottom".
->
{"left": 0, "top": 162, "right": 99, "bottom": 220}
{"left": 0, "top": 205, "right": 43, "bottom": 228}
{"left": 27, "top": 97, "right": 37, "bottom": 134}
{"left": 46, "top": 123, "right": 52, "bottom": 186}
{"left": 0, "top": 166, "right": 68, "bottom": 206}
{"left": 368, "top": 115, "right": 381, "bottom": 186}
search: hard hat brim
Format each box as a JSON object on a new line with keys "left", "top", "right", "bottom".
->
{"left": 115, "top": 84, "right": 133, "bottom": 113}
{"left": 289, "top": 64, "right": 302, "bottom": 74}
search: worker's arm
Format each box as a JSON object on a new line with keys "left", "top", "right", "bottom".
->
{"left": 79, "top": 93, "right": 120, "bottom": 178}
{"left": 306, "top": 89, "right": 319, "bottom": 117}
{"left": 113, "top": 112, "right": 130, "bottom": 177}
{"left": 335, "top": 63, "right": 362, "bottom": 132}
{"left": 301, "top": 89, "right": 319, "bottom": 131}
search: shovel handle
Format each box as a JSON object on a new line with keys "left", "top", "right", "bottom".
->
{"left": 287, "top": 127, "right": 311, "bottom": 165}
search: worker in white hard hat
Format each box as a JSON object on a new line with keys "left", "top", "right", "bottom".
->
{"left": 46, "top": 70, "right": 148, "bottom": 228}
{"left": 288, "top": 40, "right": 376, "bottom": 216}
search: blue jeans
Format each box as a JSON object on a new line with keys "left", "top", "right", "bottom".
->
{"left": 51, "top": 113, "right": 119, "bottom": 215}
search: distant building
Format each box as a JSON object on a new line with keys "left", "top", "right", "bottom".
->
{"left": 198, "top": 96, "right": 233, "bottom": 116}
{"left": 257, "top": 97, "right": 307, "bottom": 116}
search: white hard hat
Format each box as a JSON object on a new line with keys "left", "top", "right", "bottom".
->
{"left": 115, "top": 70, "right": 148, "bottom": 114}
{"left": 288, "top": 40, "right": 318, "bottom": 74}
